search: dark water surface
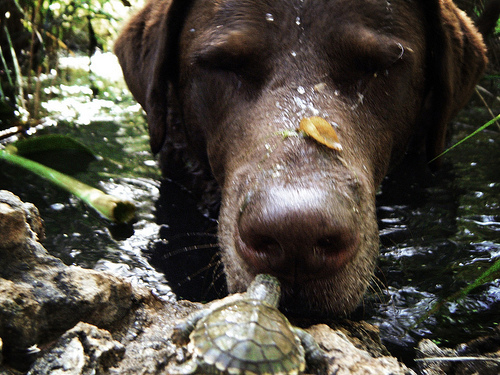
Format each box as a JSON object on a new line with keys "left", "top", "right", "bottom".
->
{"left": 370, "top": 117, "right": 500, "bottom": 360}
{"left": 1, "top": 55, "right": 499, "bottom": 362}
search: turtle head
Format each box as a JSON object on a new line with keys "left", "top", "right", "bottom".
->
{"left": 247, "top": 274, "right": 281, "bottom": 306}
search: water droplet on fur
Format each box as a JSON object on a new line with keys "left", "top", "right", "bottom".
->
{"left": 265, "top": 13, "right": 274, "bottom": 22}
{"left": 291, "top": 51, "right": 297, "bottom": 57}
{"left": 296, "top": 17, "right": 301, "bottom": 25}
{"left": 297, "top": 86, "right": 305, "bottom": 94}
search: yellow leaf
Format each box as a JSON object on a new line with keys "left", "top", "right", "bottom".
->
{"left": 299, "top": 117, "right": 342, "bottom": 151}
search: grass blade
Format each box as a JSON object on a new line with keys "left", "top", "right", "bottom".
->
{"left": 430, "top": 113, "right": 500, "bottom": 163}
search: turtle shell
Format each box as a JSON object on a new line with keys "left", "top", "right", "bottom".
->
{"left": 189, "top": 299, "right": 305, "bottom": 375}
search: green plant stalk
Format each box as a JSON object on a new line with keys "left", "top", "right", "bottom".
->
{"left": 0, "top": 45, "right": 14, "bottom": 87}
{"left": 3, "top": 24, "right": 26, "bottom": 112}
{"left": 0, "top": 149, "right": 135, "bottom": 223}
{"left": 451, "top": 258, "right": 500, "bottom": 300}
{"left": 430, "top": 113, "right": 500, "bottom": 163}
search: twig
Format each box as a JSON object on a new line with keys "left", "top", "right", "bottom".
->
{"left": 416, "top": 356, "right": 500, "bottom": 363}
{"left": 475, "top": 86, "right": 500, "bottom": 131}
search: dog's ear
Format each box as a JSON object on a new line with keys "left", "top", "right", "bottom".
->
{"left": 114, "top": 0, "right": 193, "bottom": 154}
{"left": 420, "top": 0, "right": 487, "bottom": 169}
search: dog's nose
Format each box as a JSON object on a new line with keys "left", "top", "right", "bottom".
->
{"left": 237, "top": 186, "right": 359, "bottom": 281}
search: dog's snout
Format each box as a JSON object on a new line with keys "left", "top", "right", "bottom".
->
{"left": 237, "top": 186, "right": 359, "bottom": 281}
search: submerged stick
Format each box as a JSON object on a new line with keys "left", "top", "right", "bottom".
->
{"left": 0, "top": 149, "right": 135, "bottom": 223}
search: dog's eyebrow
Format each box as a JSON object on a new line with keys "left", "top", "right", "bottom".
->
{"left": 194, "top": 27, "right": 265, "bottom": 63}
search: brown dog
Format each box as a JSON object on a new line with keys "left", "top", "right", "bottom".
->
{"left": 115, "top": 0, "right": 487, "bottom": 315}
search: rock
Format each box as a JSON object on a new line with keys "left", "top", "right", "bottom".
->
{"left": 107, "top": 300, "right": 196, "bottom": 375}
{"left": 417, "top": 328, "right": 500, "bottom": 375}
{"left": 308, "top": 324, "right": 415, "bottom": 375}
{"left": 27, "top": 322, "right": 125, "bottom": 375}
{"left": 0, "top": 190, "right": 416, "bottom": 374}
{"left": 0, "top": 191, "right": 43, "bottom": 249}
{"left": 0, "top": 193, "right": 144, "bottom": 343}
{"left": 416, "top": 339, "right": 456, "bottom": 375}
{"left": 0, "top": 190, "right": 159, "bottom": 371}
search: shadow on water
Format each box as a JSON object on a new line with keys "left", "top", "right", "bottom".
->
{"left": 146, "top": 179, "right": 227, "bottom": 302}
{"left": 1, "top": 53, "right": 499, "bottom": 364}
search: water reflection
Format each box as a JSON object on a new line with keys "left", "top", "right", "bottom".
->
{"left": 369, "top": 121, "right": 500, "bottom": 358}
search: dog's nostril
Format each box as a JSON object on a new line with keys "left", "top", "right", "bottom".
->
{"left": 316, "top": 236, "right": 336, "bottom": 248}
{"left": 315, "top": 233, "right": 355, "bottom": 254}
{"left": 237, "top": 186, "right": 359, "bottom": 277}
{"left": 315, "top": 236, "right": 339, "bottom": 255}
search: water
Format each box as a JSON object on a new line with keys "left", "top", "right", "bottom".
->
{"left": 1, "top": 53, "right": 174, "bottom": 300}
{"left": 369, "top": 112, "right": 500, "bottom": 361}
{"left": 1, "top": 54, "right": 499, "bottom": 361}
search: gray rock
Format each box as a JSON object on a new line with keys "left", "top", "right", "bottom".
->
{"left": 0, "top": 191, "right": 44, "bottom": 249}
{"left": 0, "top": 190, "right": 159, "bottom": 371}
{"left": 307, "top": 324, "right": 415, "bottom": 375}
{"left": 0, "top": 191, "right": 145, "bottom": 351}
{"left": 27, "top": 322, "right": 125, "bottom": 375}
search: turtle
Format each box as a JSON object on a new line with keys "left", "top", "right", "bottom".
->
{"left": 171, "top": 274, "right": 328, "bottom": 375}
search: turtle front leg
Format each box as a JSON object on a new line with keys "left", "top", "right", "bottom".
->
{"left": 293, "top": 327, "right": 329, "bottom": 375}
{"left": 172, "top": 309, "right": 210, "bottom": 346}
{"left": 169, "top": 359, "right": 200, "bottom": 375}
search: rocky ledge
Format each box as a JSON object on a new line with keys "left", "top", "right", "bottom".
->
{"left": 0, "top": 190, "right": 496, "bottom": 374}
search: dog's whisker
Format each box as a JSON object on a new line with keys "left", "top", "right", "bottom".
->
{"left": 159, "top": 243, "right": 219, "bottom": 258}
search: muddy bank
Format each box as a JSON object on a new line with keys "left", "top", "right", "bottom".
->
{"left": 0, "top": 190, "right": 496, "bottom": 374}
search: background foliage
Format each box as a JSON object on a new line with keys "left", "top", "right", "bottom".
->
{"left": 0, "top": 0, "right": 499, "bottom": 128}
{"left": 0, "top": 0, "right": 139, "bottom": 124}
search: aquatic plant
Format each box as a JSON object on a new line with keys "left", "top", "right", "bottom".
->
{"left": 0, "top": 135, "right": 136, "bottom": 223}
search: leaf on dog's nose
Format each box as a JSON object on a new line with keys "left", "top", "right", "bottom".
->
{"left": 299, "top": 117, "right": 342, "bottom": 151}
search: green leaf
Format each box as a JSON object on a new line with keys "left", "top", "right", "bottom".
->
{"left": 10, "top": 134, "right": 96, "bottom": 157}
{"left": 7, "top": 134, "right": 98, "bottom": 174}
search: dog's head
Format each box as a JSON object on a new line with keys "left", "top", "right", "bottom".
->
{"left": 115, "top": 0, "right": 486, "bottom": 315}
